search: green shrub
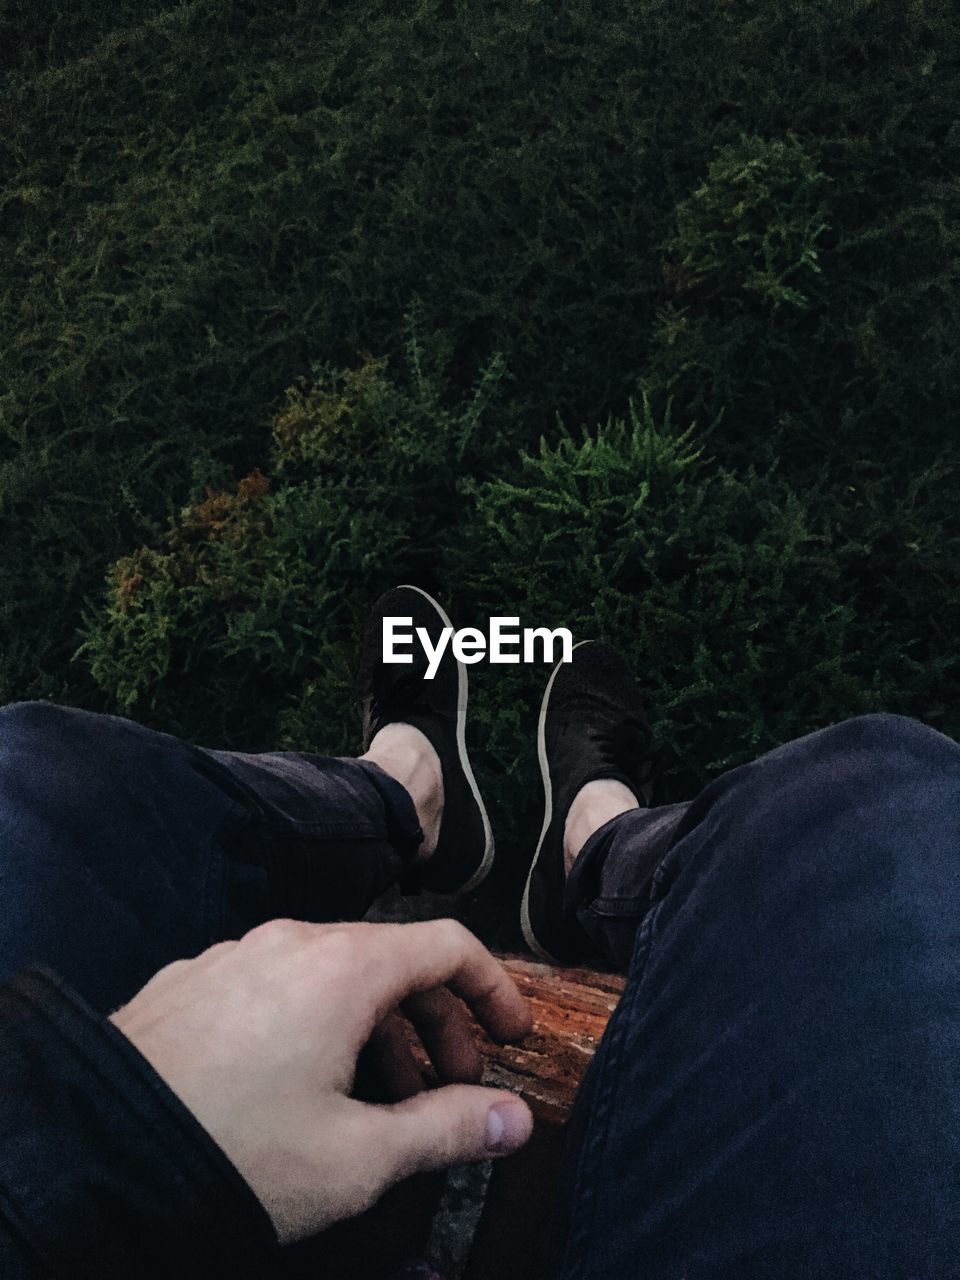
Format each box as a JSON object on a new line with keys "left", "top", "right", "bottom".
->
{"left": 4, "top": 0, "right": 960, "bottom": 713}
{"left": 454, "top": 399, "right": 960, "bottom": 845}
{"left": 668, "top": 134, "right": 829, "bottom": 313}
{"left": 78, "top": 308, "right": 513, "bottom": 748}
{"left": 7, "top": 0, "right": 960, "bottom": 899}
{"left": 80, "top": 334, "right": 960, "bottom": 855}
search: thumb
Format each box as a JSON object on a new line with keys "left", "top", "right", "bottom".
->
{"left": 373, "top": 1084, "right": 534, "bottom": 1181}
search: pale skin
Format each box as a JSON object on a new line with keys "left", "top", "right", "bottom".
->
{"left": 110, "top": 724, "right": 638, "bottom": 1246}
{"left": 358, "top": 722, "right": 641, "bottom": 873}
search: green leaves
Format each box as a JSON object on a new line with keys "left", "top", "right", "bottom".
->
{"left": 669, "top": 134, "right": 830, "bottom": 312}
{"left": 74, "top": 311, "right": 960, "bottom": 853}
{"left": 76, "top": 307, "right": 509, "bottom": 747}
{"left": 5, "top": 0, "right": 960, "bottom": 853}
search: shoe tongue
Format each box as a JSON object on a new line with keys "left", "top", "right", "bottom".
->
{"left": 596, "top": 715, "right": 651, "bottom": 758}
{"left": 578, "top": 720, "right": 657, "bottom": 803}
{"left": 580, "top": 765, "right": 649, "bottom": 802}
{"left": 379, "top": 661, "right": 452, "bottom": 719}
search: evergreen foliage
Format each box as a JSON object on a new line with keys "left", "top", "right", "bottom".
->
{"left": 3, "top": 0, "right": 960, "bottom": 853}
{"left": 78, "top": 308, "right": 515, "bottom": 750}
{"left": 79, "top": 318, "right": 960, "bottom": 848}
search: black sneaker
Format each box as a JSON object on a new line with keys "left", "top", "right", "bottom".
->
{"left": 520, "top": 640, "right": 662, "bottom": 963}
{"left": 359, "top": 584, "right": 494, "bottom": 896}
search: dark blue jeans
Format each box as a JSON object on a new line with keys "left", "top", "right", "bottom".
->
{"left": 559, "top": 711, "right": 960, "bottom": 1278}
{"left": 1, "top": 702, "right": 958, "bottom": 1277}
{"left": 0, "top": 701, "right": 423, "bottom": 1013}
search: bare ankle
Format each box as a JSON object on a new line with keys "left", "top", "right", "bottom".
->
{"left": 563, "top": 779, "right": 640, "bottom": 876}
{"left": 361, "top": 723, "right": 444, "bottom": 862}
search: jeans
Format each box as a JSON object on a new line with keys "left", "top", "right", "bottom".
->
{"left": 1, "top": 701, "right": 958, "bottom": 1277}
{"left": 0, "top": 702, "right": 422, "bottom": 1014}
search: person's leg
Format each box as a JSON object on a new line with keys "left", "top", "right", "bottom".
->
{"left": 0, "top": 587, "right": 493, "bottom": 1021}
{"left": 553, "top": 711, "right": 960, "bottom": 1277}
{"left": 0, "top": 700, "right": 423, "bottom": 1014}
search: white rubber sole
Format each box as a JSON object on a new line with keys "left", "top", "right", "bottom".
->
{"left": 520, "top": 639, "right": 592, "bottom": 962}
{"left": 397, "top": 584, "right": 495, "bottom": 896}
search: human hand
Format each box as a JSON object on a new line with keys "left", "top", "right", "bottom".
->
{"left": 109, "top": 918, "right": 534, "bottom": 1244}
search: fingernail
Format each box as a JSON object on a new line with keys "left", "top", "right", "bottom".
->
{"left": 485, "top": 1101, "right": 533, "bottom": 1154}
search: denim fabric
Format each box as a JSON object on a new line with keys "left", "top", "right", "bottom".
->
{"left": 0, "top": 701, "right": 421, "bottom": 1014}
{"left": 553, "top": 713, "right": 960, "bottom": 1278}
{"left": 3, "top": 701, "right": 960, "bottom": 1276}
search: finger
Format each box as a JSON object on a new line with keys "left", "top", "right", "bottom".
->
{"left": 362, "top": 1085, "right": 534, "bottom": 1189}
{"left": 358, "top": 920, "right": 532, "bottom": 1046}
{"left": 362, "top": 1013, "right": 428, "bottom": 1102}
{"left": 401, "top": 986, "right": 483, "bottom": 1085}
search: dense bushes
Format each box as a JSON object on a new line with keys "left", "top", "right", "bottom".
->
{"left": 462, "top": 405, "right": 960, "bottom": 843}
{"left": 79, "top": 319, "right": 960, "bottom": 850}
{"left": 5, "top": 0, "right": 960, "bottom": 853}
{"left": 78, "top": 307, "right": 515, "bottom": 750}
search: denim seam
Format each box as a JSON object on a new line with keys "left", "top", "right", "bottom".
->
{"left": 587, "top": 892, "right": 654, "bottom": 918}
{"left": 559, "top": 897, "right": 663, "bottom": 1279}
{"left": 189, "top": 746, "right": 410, "bottom": 845}
{"left": 579, "top": 839, "right": 680, "bottom": 924}
{"left": 204, "top": 806, "right": 250, "bottom": 944}
{"left": 203, "top": 812, "right": 228, "bottom": 946}
{"left": 266, "top": 820, "right": 386, "bottom": 840}
{"left": 186, "top": 744, "right": 271, "bottom": 818}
